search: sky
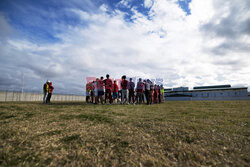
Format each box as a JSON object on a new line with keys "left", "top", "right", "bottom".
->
{"left": 0, "top": 0, "right": 249, "bottom": 94}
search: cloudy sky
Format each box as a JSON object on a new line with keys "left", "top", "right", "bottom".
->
{"left": 0, "top": 0, "right": 249, "bottom": 94}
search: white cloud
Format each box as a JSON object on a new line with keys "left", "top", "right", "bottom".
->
{"left": 144, "top": 0, "right": 153, "bottom": 8}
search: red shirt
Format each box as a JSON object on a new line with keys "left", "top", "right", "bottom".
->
{"left": 105, "top": 78, "right": 113, "bottom": 91}
{"left": 97, "top": 80, "right": 104, "bottom": 90}
{"left": 121, "top": 80, "right": 128, "bottom": 89}
{"left": 48, "top": 83, "right": 54, "bottom": 93}
{"left": 136, "top": 82, "right": 144, "bottom": 93}
{"left": 113, "top": 83, "right": 118, "bottom": 92}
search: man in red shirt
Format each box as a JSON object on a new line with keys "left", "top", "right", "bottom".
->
{"left": 112, "top": 80, "right": 119, "bottom": 103}
{"left": 104, "top": 74, "right": 113, "bottom": 104}
{"left": 121, "top": 75, "right": 128, "bottom": 104}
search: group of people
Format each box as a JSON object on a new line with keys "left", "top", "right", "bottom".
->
{"left": 86, "top": 74, "right": 164, "bottom": 105}
{"left": 43, "top": 80, "right": 54, "bottom": 104}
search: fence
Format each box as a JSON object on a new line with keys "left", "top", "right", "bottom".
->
{"left": 0, "top": 91, "right": 86, "bottom": 102}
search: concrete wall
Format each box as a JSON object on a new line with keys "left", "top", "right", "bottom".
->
{"left": 0, "top": 91, "right": 86, "bottom": 102}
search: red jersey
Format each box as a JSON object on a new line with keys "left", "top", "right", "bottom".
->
{"left": 97, "top": 80, "right": 104, "bottom": 90}
{"left": 48, "top": 83, "right": 54, "bottom": 93}
{"left": 105, "top": 78, "right": 113, "bottom": 91}
{"left": 113, "top": 83, "right": 119, "bottom": 92}
{"left": 121, "top": 80, "right": 128, "bottom": 89}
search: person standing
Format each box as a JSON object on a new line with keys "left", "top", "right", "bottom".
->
{"left": 154, "top": 84, "right": 159, "bottom": 103}
{"left": 105, "top": 74, "right": 113, "bottom": 104}
{"left": 98, "top": 76, "right": 104, "bottom": 104}
{"left": 136, "top": 78, "right": 144, "bottom": 104}
{"left": 43, "top": 80, "right": 49, "bottom": 104}
{"left": 128, "top": 78, "right": 135, "bottom": 105}
{"left": 149, "top": 81, "right": 154, "bottom": 105}
{"left": 46, "top": 81, "right": 54, "bottom": 104}
{"left": 112, "top": 80, "right": 119, "bottom": 104}
{"left": 158, "top": 85, "right": 161, "bottom": 103}
{"left": 121, "top": 75, "right": 128, "bottom": 105}
{"left": 94, "top": 78, "right": 99, "bottom": 104}
{"left": 86, "top": 82, "right": 90, "bottom": 103}
{"left": 89, "top": 81, "right": 94, "bottom": 103}
{"left": 161, "top": 85, "right": 165, "bottom": 102}
{"left": 145, "top": 79, "right": 151, "bottom": 105}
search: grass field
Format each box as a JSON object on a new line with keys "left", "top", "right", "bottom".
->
{"left": 0, "top": 101, "right": 249, "bottom": 166}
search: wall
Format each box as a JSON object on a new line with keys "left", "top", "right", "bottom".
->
{"left": 0, "top": 91, "right": 86, "bottom": 102}
{"left": 165, "top": 88, "right": 250, "bottom": 101}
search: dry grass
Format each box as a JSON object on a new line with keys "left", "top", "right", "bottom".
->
{"left": 0, "top": 101, "right": 249, "bottom": 166}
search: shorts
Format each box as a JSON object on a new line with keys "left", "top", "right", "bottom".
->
{"left": 98, "top": 90, "right": 104, "bottom": 96}
{"left": 113, "top": 92, "right": 118, "bottom": 99}
{"left": 94, "top": 89, "right": 98, "bottom": 97}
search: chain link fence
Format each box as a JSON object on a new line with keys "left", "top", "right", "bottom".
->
{"left": 0, "top": 91, "right": 86, "bottom": 102}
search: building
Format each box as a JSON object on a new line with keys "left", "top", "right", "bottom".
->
{"left": 165, "top": 85, "right": 250, "bottom": 101}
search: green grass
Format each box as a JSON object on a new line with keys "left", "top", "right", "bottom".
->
{"left": 0, "top": 101, "right": 249, "bottom": 166}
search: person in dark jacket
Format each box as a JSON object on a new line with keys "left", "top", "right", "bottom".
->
{"left": 43, "top": 80, "right": 49, "bottom": 104}
{"left": 128, "top": 78, "right": 135, "bottom": 105}
{"left": 136, "top": 78, "right": 144, "bottom": 104}
{"left": 104, "top": 74, "right": 113, "bottom": 104}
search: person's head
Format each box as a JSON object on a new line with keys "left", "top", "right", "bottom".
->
{"left": 47, "top": 80, "right": 50, "bottom": 83}
{"left": 96, "top": 78, "right": 99, "bottom": 81}
{"left": 100, "top": 76, "right": 104, "bottom": 80}
{"left": 106, "top": 74, "right": 109, "bottom": 79}
{"left": 139, "top": 78, "right": 142, "bottom": 82}
{"left": 114, "top": 80, "right": 116, "bottom": 83}
{"left": 49, "top": 82, "right": 52, "bottom": 86}
{"left": 130, "top": 78, "right": 133, "bottom": 82}
{"left": 122, "top": 75, "right": 126, "bottom": 80}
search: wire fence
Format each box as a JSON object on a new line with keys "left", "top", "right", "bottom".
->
{"left": 0, "top": 91, "right": 86, "bottom": 102}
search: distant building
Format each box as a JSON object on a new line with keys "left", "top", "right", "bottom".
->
{"left": 165, "top": 85, "right": 249, "bottom": 101}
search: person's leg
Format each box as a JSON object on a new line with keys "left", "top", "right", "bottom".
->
{"left": 146, "top": 90, "right": 149, "bottom": 104}
{"left": 149, "top": 91, "right": 152, "bottom": 104}
{"left": 104, "top": 91, "right": 107, "bottom": 104}
{"left": 141, "top": 92, "right": 144, "bottom": 103}
{"left": 128, "top": 90, "right": 131, "bottom": 103}
{"left": 108, "top": 90, "right": 112, "bottom": 104}
{"left": 132, "top": 90, "right": 135, "bottom": 104}
{"left": 125, "top": 90, "right": 128, "bottom": 104}
{"left": 135, "top": 92, "right": 139, "bottom": 104}
{"left": 121, "top": 90, "right": 124, "bottom": 104}
{"left": 43, "top": 92, "right": 47, "bottom": 104}
{"left": 47, "top": 93, "right": 51, "bottom": 104}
